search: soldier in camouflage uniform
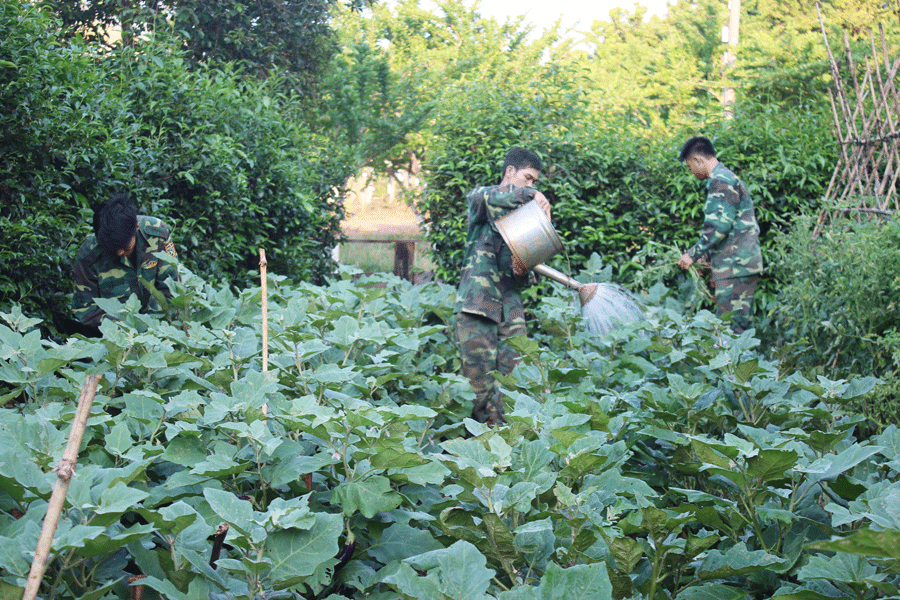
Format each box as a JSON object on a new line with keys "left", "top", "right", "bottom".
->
{"left": 454, "top": 147, "right": 551, "bottom": 424}
{"left": 72, "top": 193, "right": 179, "bottom": 328}
{"left": 677, "top": 136, "right": 763, "bottom": 334}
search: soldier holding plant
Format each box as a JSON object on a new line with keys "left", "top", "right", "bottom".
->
{"left": 677, "top": 136, "right": 763, "bottom": 333}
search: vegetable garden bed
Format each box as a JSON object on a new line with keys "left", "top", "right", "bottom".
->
{"left": 0, "top": 265, "right": 896, "bottom": 600}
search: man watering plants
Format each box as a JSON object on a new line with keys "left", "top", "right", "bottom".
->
{"left": 677, "top": 136, "right": 763, "bottom": 334}
{"left": 454, "top": 146, "right": 551, "bottom": 424}
{"left": 71, "top": 193, "right": 179, "bottom": 329}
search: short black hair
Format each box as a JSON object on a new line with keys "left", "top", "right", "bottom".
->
{"left": 679, "top": 136, "right": 717, "bottom": 162}
{"left": 503, "top": 146, "right": 542, "bottom": 174}
{"left": 94, "top": 192, "right": 138, "bottom": 250}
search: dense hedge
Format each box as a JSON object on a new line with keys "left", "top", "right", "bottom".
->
{"left": 0, "top": 2, "right": 352, "bottom": 334}
{"left": 419, "top": 86, "right": 837, "bottom": 313}
{"left": 770, "top": 216, "right": 900, "bottom": 425}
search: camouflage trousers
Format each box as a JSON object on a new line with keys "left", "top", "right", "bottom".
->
{"left": 454, "top": 311, "right": 526, "bottom": 424}
{"left": 713, "top": 274, "right": 758, "bottom": 334}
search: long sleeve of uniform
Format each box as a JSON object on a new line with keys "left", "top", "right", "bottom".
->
{"left": 137, "top": 219, "right": 178, "bottom": 302}
{"left": 454, "top": 185, "right": 535, "bottom": 323}
{"left": 688, "top": 163, "right": 763, "bottom": 281}
{"left": 72, "top": 247, "right": 105, "bottom": 327}
{"left": 688, "top": 176, "right": 737, "bottom": 260}
{"left": 468, "top": 184, "right": 536, "bottom": 226}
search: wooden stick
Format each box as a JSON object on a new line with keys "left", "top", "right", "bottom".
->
{"left": 209, "top": 523, "right": 230, "bottom": 568}
{"left": 836, "top": 207, "right": 896, "bottom": 215}
{"left": 22, "top": 374, "right": 102, "bottom": 600}
{"left": 259, "top": 249, "right": 269, "bottom": 416}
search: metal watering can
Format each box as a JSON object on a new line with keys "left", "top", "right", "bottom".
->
{"left": 495, "top": 200, "right": 599, "bottom": 305}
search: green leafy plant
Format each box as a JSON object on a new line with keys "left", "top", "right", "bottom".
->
{"left": 0, "top": 264, "right": 896, "bottom": 599}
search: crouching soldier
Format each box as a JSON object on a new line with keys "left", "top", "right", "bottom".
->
{"left": 72, "top": 193, "right": 179, "bottom": 329}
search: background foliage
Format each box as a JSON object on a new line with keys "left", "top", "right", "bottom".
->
{"left": 46, "top": 0, "right": 357, "bottom": 93}
{"left": 770, "top": 216, "right": 900, "bottom": 426}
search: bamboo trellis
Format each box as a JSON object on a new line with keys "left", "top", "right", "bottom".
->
{"left": 814, "top": 5, "right": 900, "bottom": 236}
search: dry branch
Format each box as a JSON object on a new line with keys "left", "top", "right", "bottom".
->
{"left": 22, "top": 374, "right": 102, "bottom": 600}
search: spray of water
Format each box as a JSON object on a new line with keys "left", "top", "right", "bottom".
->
{"left": 579, "top": 282, "right": 646, "bottom": 336}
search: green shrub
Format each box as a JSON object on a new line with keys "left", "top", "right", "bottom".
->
{"left": 769, "top": 214, "right": 900, "bottom": 423}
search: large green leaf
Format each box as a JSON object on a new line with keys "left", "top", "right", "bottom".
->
{"left": 369, "top": 439, "right": 428, "bottom": 469}
{"left": 481, "top": 512, "right": 517, "bottom": 565}
{"left": 0, "top": 451, "right": 51, "bottom": 501}
{"left": 400, "top": 541, "right": 495, "bottom": 600}
{"left": 122, "top": 391, "right": 166, "bottom": 425}
{"left": 203, "top": 487, "right": 253, "bottom": 535}
{"left": 698, "top": 544, "right": 785, "bottom": 579}
{"left": 806, "top": 528, "right": 900, "bottom": 559}
{"left": 798, "top": 445, "right": 885, "bottom": 482}
{"left": 93, "top": 482, "right": 150, "bottom": 524}
{"left": 367, "top": 523, "right": 443, "bottom": 565}
{"left": 864, "top": 486, "right": 900, "bottom": 530}
{"left": 137, "top": 500, "right": 198, "bottom": 536}
{"left": 676, "top": 585, "right": 749, "bottom": 600}
{"left": 381, "top": 562, "right": 443, "bottom": 600}
{"left": 746, "top": 448, "right": 799, "bottom": 483}
{"left": 386, "top": 460, "right": 450, "bottom": 486}
{"left": 55, "top": 523, "right": 155, "bottom": 558}
{"left": 264, "top": 512, "right": 343, "bottom": 590}
{"left": 160, "top": 435, "right": 208, "bottom": 466}
{"left": 189, "top": 454, "right": 249, "bottom": 478}
{"left": 331, "top": 475, "right": 404, "bottom": 518}
{"left": 537, "top": 562, "right": 613, "bottom": 600}
{"left": 139, "top": 575, "right": 211, "bottom": 600}
{"left": 0, "top": 535, "right": 30, "bottom": 579}
{"left": 797, "top": 552, "right": 880, "bottom": 585}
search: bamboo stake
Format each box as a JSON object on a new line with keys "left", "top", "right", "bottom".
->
{"left": 816, "top": 3, "right": 900, "bottom": 232}
{"left": 22, "top": 374, "right": 102, "bottom": 600}
{"left": 259, "top": 249, "right": 269, "bottom": 416}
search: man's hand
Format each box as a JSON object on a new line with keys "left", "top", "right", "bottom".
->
{"left": 513, "top": 255, "right": 527, "bottom": 277}
{"left": 533, "top": 191, "right": 551, "bottom": 221}
{"left": 677, "top": 252, "right": 694, "bottom": 270}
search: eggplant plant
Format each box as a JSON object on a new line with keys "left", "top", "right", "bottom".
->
{"left": 0, "top": 267, "right": 896, "bottom": 600}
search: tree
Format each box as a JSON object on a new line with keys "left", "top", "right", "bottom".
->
{"left": 576, "top": 0, "right": 900, "bottom": 124}
{"left": 580, "top": 0, "right": 725, "bottom": 130}
{"left": 323, "top": 0, "right": 573, "bottom": 174}
{"left": 47, "top": 0, "right": 352, "bottom": 92}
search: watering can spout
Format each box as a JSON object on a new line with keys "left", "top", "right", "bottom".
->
{"left": 578, "top": 283, "right": 599, "bottom": 306}
{"left": 532, "top": 264, "right": 598, "bottom": 307}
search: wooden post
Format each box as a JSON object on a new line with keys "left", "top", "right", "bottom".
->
{"left": 393, "top": 241, "right": 416, "bottom": 282}
{"left": 721, "top": 0, "right": 741, "bottom": 115}
{"left": 259, "top": 249, "right": 269, "bottom": 416}
{"left": 22, "top": 374, "right": 102, "bottom": 600}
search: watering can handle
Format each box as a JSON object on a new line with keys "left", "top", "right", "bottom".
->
{"left": 532, "top": 264, "right": 582, "bottom": 291}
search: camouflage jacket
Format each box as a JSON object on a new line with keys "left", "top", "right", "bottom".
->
{"left": 454, "top": 184, "right": 535, "bottom": 323}
{"left": 72, "top": 215, "right": 179, "bottom": 326}
{"left": 687, "top": 163, "right": 764, "bottom": 281}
